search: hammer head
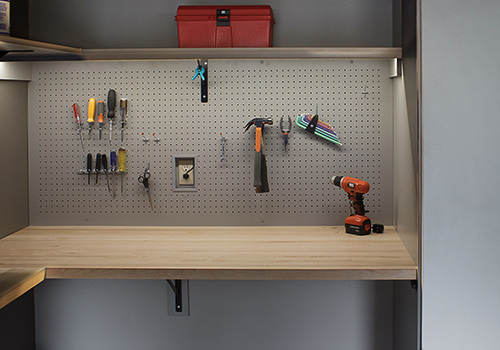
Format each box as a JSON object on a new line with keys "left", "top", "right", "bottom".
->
{"left": 244, "top": 117, "right": 273, "bottom": 132}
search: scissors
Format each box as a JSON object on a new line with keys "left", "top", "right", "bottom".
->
{"left": 138, "top": 164, "right": 154, "bottom": 211}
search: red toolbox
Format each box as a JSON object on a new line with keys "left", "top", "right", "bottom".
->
{"left": 176, "top": 5, "right": 275, "bottom": 48}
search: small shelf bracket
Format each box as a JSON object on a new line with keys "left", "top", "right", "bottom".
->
{"left": 166, "top": 279, "right": 183, "bottom": 312}
{"left": 410, "top": 279, "right": 418, "bottom": 292}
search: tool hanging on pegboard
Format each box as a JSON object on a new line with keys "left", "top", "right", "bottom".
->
{"left": 120, "top": 98, "right": 128, "bottom": 143}
{"left": 280, "top": 116, "right": 292, "bottom": 151}
{"left": 244, "top": 117, "right": 273, "bottom": 193}
{"left": 192, "top": 59, "right": 208, "bottom": 103}
{"left": 295, "top": 105, "right": 342, "bottom": 146}
{"left": 138, "top": 163, "right": 154, "bottom": 211}
{"left": 220, "top": 133, "right": 228, "bottom": 162}
{"left": 71, "top": 103, "right": 85, "bottom": 151}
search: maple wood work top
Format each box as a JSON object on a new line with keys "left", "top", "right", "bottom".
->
{"left": 0, "top": 226, "right": 416, "bottom": 281}
{"left": 0, "top": 268, "right": 45, "bottom": 309}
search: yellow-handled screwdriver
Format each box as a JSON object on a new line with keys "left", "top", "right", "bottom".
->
{"left": 87, "top": 98, "right": 96, "bottom": 140}
{"left": 118, "top": 148, "right": 126, "bottom": 193}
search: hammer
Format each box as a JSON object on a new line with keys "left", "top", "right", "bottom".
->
{"left": 244, "top": 117, "right": 273, "bottom": 193}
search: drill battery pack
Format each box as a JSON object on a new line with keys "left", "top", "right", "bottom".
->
{"left": 345, "top": 215, "right": 372, "bottom": 235}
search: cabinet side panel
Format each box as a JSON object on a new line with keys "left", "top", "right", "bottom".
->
{"left": 0, "top": 81, "right": 29, "bottom": 238}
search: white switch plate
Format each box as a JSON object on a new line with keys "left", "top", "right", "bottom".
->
{"left": 178, "top": 160, "right": 194, "bottom": 186}
{"left": 173, "top": 155, "right": 197, "bottom": 191}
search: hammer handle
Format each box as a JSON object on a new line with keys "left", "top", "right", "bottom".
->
{"left": 254, "top": 149, "right": 262, "bottom": 188}
{"left": 253, "top": 126, "right": 263, "bottom": 188}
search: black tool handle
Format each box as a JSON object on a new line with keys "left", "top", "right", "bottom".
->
{"left": 253, "top": 147, "right": 262, "bottom": 188}
{"left": 107, "top": 89, "right": 116, "bottom": 119}
{"left": 102, "top": 154, "right": 108, "bottom": 171}
{"left": 95, "top": 153, "right": 102, "bottom": 184}
{"left": 87, "top": 153, "right": 92, "bottom": 185}
{"left": 259, "top": 154, "right": 270, "bottom": 193}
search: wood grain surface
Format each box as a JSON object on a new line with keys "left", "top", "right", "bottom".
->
{"left": 0, "top": 268, "right": 45, "bottom": 309}
{"left": 0, "top": 226, "right": 416, "bottom": 280}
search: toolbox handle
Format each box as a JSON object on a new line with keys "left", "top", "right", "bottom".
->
{"left": 216, "top": 9, "right": 230, "bottom": 26}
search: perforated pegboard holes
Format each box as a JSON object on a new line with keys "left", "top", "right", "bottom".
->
{"left": 29, "top": 59, "right": 393, "bottom": 225}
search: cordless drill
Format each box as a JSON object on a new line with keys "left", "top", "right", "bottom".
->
{"left": 331, "top": 175, "right": 372, "bottom": 235}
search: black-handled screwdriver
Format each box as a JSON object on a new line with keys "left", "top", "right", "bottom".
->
{"left": 108, "top": 89, "right": 116, "bottom": 144}
{"left": 95, "top": 153, "right": 102, "bottom": 184}
{"left": 87, "top": 153, "right": 93, "bottom": 185}
{"left": 110, "top": 151, "right": 117, "bottom": 198}
{"left": 102, "top": 154, "right": 111, "bottom": 192}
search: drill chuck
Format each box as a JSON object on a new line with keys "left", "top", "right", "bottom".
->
{"left": 331, "top": 176, "right": 342, "bottom": 187}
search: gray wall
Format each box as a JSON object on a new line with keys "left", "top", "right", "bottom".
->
{"left": 36, "top": 279, "right": 393, "bottom": 350}
{"left": 29, "top": 0, "right": 393, "bottom": 48}
{"left": 0, "top": 81, "right": 29, "bottom": 238}
{"left": 421, "top": 0, "right": 500, "bottom": 348}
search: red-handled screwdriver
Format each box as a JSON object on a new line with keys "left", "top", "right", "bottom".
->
{"left": 71, "top": 103, "right": 85, "bottom": 151}
{"left": 97, "top": 101, "right": 105, "bottom": 140}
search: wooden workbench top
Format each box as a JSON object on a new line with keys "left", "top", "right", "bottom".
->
{"left": 0, "top": 226, "right": 416, "bottom": 281}
{"left": 0, "top": 268, "right": 45, "bottom": 309}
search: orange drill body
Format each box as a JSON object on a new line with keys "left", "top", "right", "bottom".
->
{"left": 331, "top": 176, "right": 372, "bottom": 235}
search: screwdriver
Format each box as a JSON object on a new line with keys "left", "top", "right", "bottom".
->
{"left": 71, "top": 103, "right": 85, "bottom": 151}
{"left": 95, "top": 153, "right": 102, "bottom": 184}
{"left": 108, "top": 89, "right": 116, "bottom": 144}
{"left": 120, "top": 98, "right": 128, "bottom": 143}
{"left": 102, "top": 154, "right": 111, "bottom": 192}
{"left": 97, "top": 100, "right": 105, "bottom": 140}
{"left": 87, "top": 98, "right": 96, "bottom": 140}
{"left": 110, "top": 151, "right": 117, "bottom": 198}
{"left": 118, "top": 148, "right": 126, "bottom": 193}
{"left": 86, "top": 153, "right": 92, "bottom": 185}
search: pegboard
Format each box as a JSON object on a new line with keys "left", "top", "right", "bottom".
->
{"left": 28, "top": 59, "right": 393, "bottom": 226}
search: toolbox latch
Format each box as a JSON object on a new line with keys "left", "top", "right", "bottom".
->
{"left": 216, "top": 9, "right": 230, "bottom": 26}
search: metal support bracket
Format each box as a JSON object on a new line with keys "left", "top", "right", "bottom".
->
{"left": 200, "top": 59, "right": 208, "bottom": 102}
{"left": 167, "top": 279, "right": 183, "bottom": 312}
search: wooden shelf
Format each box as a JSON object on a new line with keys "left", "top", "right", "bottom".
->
{"left": 0, "top": 226, "right": 416, "bottom": 281}
{"left": 80, "top": 47, "right": 402, "bottom": 61}
{"left": 0, "top": 36, "right": 401, "bottom": 61}
{"left": 0, "top": 36, "right": 81, "bottom": 60}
